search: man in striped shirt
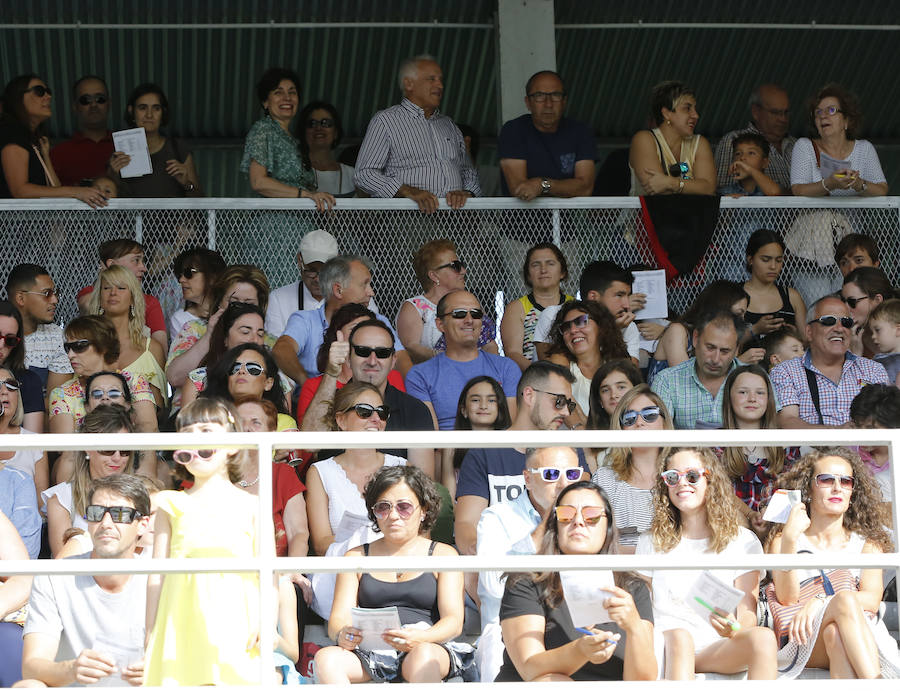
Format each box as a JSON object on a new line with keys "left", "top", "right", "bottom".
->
{"left": 354, "top": 54, "right": 481, "bottom": 213}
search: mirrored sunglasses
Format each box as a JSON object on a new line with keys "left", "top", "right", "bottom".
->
{"left": 528, "top": 467, "right": 582, "bottom": 482}
{"left": 555, "top": 505, "right": 606, "bottom": 525}
{"left": 815, "top": 473, "right": 854, "bottom": 490}
{"left": 808, "top": 315, "right": 853, "bottom": 329}
{"left": 89, "top": 388, "right": 125, "bottom": 400}
{"left": 620, "top": 406, "right": 661, "bottom": 427}
{"left": 372, "top": 499, "right": 418, "bottom": 520}
{"left": 229, "top": 361, "right": 265, "bottom": 376}
{"left": 660, "top": 468, "right": 709, "bottom": 487}
{"left": 84, "top": 505, "right": 142, "bottom": 523}
{"left": 558, "top": 313, "right": 590, "bottom": 335}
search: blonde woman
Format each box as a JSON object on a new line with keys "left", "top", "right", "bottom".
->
{"left": 590, "top": 384, "right": 671, "bottom": 553}
{"left": 87, "top": 265, "right": 166, "bottom": 407}
{"left": 636, "top": 447, "right": 777, "bottom": 680}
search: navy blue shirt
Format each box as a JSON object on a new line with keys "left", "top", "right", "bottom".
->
{"left": 497, "top": 114, "right": 597, "bottom": 196}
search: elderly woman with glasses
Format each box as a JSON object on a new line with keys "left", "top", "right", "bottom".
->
{"left": 397, "top": 239, "right": 498, "bottom": 363}
{"left": 790, "top": 83, "right": 888, "bottom": 197}
{"left": 0, "top": 74, "right": 107, "bottom": 206}
{"left": 314, "top": 465, "right": 475, "bottom": 684}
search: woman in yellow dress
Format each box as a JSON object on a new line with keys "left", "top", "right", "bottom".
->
{"left": 144, "top": 398, "right": 260, "bottom": 685}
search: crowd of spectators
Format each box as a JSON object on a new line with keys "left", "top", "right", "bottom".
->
{"left": 0, "top": 54, "right": 899, "bottom": 684}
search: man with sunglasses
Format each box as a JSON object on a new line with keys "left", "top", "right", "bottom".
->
{"left": 20, "top": 475, "right": 150, "bottom": 687}
{"left": 405, "top": 290, "right": 521, "bottom": 430}
{"left": 651, "top": 310, "right": 742, "bottom": 429}
{"left": 6, "top": 263, "right": 72, "bottom": 396}
{"left": 771, "top": 296, "right": 888, "bottom": 428}
{"left": 50, "top": 75, "right": 115, "bottom": 187}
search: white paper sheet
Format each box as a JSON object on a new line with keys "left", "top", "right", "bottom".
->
{"left": 560, "top": 570, "right": 616, "bottom": 629}
{"left": 112, "top": 127, "right": 152, "bottom": 178}
{"left": 819, "top": 151, "right": 852, "bottom": 180}
{"left": 631, "top": 269, "right": 668, "bottom": 320}
{"left": 351, "top": 606, "right": 402, "bottom": 652}
{"left": 686, "top": 571, "right": 744, "bottom": 624}
{"left": 762, "top": 489, "right": 802, "bottom": 524}
{"left": 93, "top": 632, "right": 142, "bottom": 686}
{"left": 335, "top": 511, "right": 371, "bottom": 542}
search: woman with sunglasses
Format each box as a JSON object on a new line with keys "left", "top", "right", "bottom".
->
{"left": 145, "top": 398, "right": 261, "bottom": 686}
{"left": 591, "top": 385, "right": 671, "bottom": 553}
{"left": 168, "top": 247, "right": 226, "bottom": 339}
{"left": 765, "top": 447, "right": 896, "bottom": 678}
{"left": 742, "top": 229, "right": 806, "bottom": 341}
{"left": 83, "top": 371, "right": 133, "bottom": 413}
{"left": 841, "top": 266, "right": 894, "bottom": 358}
{"left": 0, "top": 300, "right": 44, "bottom": 432}
{"left": 496, "top": 481, "right": 656, "bottom": 682}
{"left": 397, "top": 239, "right": 498, "bottom": 363}
{"left": 791, "top": 83, "right": 887, "bottom": 197}
{"left": 315, "top": 465, "right": 475, "bottom": 683}
{"left": 0, "top": 365, "right": 49, "bottom": 513}
{"left": 547, "top": 300, "right": 630, "bottom": 426}
{"left": 296, "top": 100, "right": 356, "bottom": 197}
{"left": 43, "top": 405, "right": 136, "bottom": 557}
{"left": 86, "top": 265, "right": 166, "bottom": 409}
{"left": 637, "top": 447, "right": 776, "bottom": 680}
{"left": 0, "top": 75, "right": 107, "bottom": 206}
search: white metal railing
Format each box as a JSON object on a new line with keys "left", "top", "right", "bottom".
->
{"left": 1, "top": 428, "right": 899, "bottom": 686}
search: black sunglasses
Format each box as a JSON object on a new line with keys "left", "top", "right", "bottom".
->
{"left": 229, "top": 361, "right": 265, "bottom": 377}
{"left": 77, "top": 94, "right": 108, "bottom": 106}
{"left": 84, "top": 505, "right": 143, "bottom": 523}
{"left": 532, "top": 388, "right": 577, "bottom": 413}
{"left": 808, "top": 315, "right": 854, "bottom": 329}
{"left": 1, "top": 334, "right": 22, "bottom": 348}
{"left": 0, "top": 379, "right": 20, "bottom": 392}
{"left": 341, "top": 403, "right": 391, "bottom": 421}
{"left": 307, "top": 117, "right": 334, "bottom": 128}
{"left": 176, "top": 267, "right": 200, "bottom": 280}
{"left": 620, "top": 405, "right": 661, "bottom": 427}
{"left": 433, "top": 260, "right": 465, "bottom": 273}
{"left": 351, "top": 344, "right": 394, "bottom": 359}
{"left": 25, "top": 85, "right": 52, "bottom": 97}
{"left": 438, "top": 308, "right": 484, "bottom": 320}
{"left": 63, "top": 339, "right": 91, "bottom": 354}
{"left": 842, "top": 296, "right": 869, "bottom": 309}
{"left": 558, "top": 313, "right": 590, "bottom": 335}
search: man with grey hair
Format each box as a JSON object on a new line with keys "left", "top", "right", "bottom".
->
{"left": 714, "top": 84, "right": 795, "bottom": 190}
{"left": 354, "top": 54, "right": 480, "bottom": 213}
{"left": 273, "top": 254, "right": 408, "bottom": 386}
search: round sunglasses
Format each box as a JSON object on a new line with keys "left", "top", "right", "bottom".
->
{"left": 660, "top": 468, "right": 709, "bottom": 487}
{"left": 89, "top": 388, "right": 125, "bottom": 400}
{"left": 173, "top": 449, "right": 215, "bottom": 464}
{"left": 555, "top": 505, "right": 606, "bottom": 525}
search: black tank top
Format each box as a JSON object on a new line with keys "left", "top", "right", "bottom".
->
{"left": 358, "top": 541, "right": 440, "bottom": 626}
{"left": 744, "top": 284, "right": 795, "bottom": 325}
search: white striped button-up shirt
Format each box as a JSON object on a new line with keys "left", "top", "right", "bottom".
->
{"left": 354, "top": 98, "right": 481, "bottom": 198}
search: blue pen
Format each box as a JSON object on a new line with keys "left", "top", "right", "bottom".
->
{"left": 575, "top": 627, "right": 594, "bottom": 636}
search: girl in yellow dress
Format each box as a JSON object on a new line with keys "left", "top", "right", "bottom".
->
{"left": 144, "top": 398, "right": 260, "bottom": 685}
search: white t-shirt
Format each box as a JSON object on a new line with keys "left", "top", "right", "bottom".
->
{"left": 533, "top": 303, "right": 640, "bottom": 359}
{"left": 635, "top": 527, "right": 763, "bottom": 651}
{"left": 0, "top": 428, "right": 42, "bottom": 480}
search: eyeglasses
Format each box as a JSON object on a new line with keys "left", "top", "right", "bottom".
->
{"left": 558, "top": 313, "right": 590, "bottom": 335}
{"left": 24, "top": 85, "right": 52, "bottom": 97}
{"left": 351, "top": 344, "right": 395, "bottom": 359}
{"left": 620, "top": 406, "right": 661, "bottom": 427}
{"left": 20, "top": 288, "right": 58, "bottom": 299}
{"left": 1, "top": 334, "right": 21, "bottom": 348}
{"left": 532, "top": 388, "right": 577, "bottom": 414}
{"left": 660, "top": 468, "right": 710, "bottom": 487}
{"left": 173, "top": 449, "right": 215, "bottom": 464}
{"left": 372, "top": 499, "right": 418, "bottom": 520}
{"left": 307, "top": 117, "right": 335, "bottom": 129}
{"left": 77, "top": 94, "right": 108, "bottom": 106}
{"left": 229, "top": 361, "right": 265, "bottom": 377}
{"left": 815, "top": 473, "right": 854, "bottom": 490}
{"left": 63, "top": 339, "right": 92, "bottom": 354}
{"left": 177, "top": 267, "right": 200, "bottom": 280}
{"left": 0, "top": 379, "right": 20, "bottom": 392}
{"left": 808, "top": 315, "right": 854, "bottom": 329}
{"left": 96, "top": 449, "right": 131, "bottom": 457}
{"left": 555, "top": 505, "right": 606, "bottom": 525}
{"left": 843, "top": 296, "right": 869, "bottom": 309}
{"left": 433, "top": 260, "right": 465, "bottom": 273}
{"left": 761, "top": 106, "right": 790, "bottom": 118}
{"left": 84, "top": 505, "right": 142, "bottom": 523}
{"left": 340, "top": 403, "right": 391, "bottom": 421}
{"left": 89, "top": 388, "right": 125, "bottom": 400}
{"left": 527, "top": 467, "right": 583, "bottom": 482}
{"left": 527, "top": 91, "right": 566, "bottom": 103}
{"left": 438, "top": 308, "right": 483, "bottom": 320}
{"left": 815, "top": 105, "right": 842, "bottom": 118}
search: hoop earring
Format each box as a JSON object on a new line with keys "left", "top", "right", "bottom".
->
{"left": 129, "top": 304, "right": 135, "bottom": 319}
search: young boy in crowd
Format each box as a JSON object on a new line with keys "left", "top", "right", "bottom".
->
{"left": 868, "top": 298, "right": 900, "bottom": 386}
{"left": 764, "top": 325, "right": 805, "bottom": 371}
{"left": 718, "top": 132, "right": 781, "bottom": 197}
{"left": 834, "top": 233, "right": 881, "bottom": 278}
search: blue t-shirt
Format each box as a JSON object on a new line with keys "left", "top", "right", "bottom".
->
{"left": 456, "top": 446, "right": 590, "bottom": 503}
{"left": 717, "top": 181, "right": 767, "bottom": 196}
{"left": 281, "top": 304, "right": 403, "bottom": 378}
{"left": 497, "top": 114, "right": 597, "bottom": 196}
{"left": 0, "top": 466, "right": 42, "bottom": 559}
{"left": 404, "top": 351, "right": 521, "bottom": 430}
{"left": 875, "top": 352, "right": 900, "bottom": 385}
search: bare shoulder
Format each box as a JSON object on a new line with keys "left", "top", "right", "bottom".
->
{"left": 431, "top": 541, "right": 459, "bottom": 557}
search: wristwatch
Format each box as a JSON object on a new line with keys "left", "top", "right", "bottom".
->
{"left": 183, "top": 183, "right": 195, "bottom": 193}
{"left": 540, "top": 178, "right": 551, "bottom": 195}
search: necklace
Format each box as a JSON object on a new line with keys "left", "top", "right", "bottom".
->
{"left": 238, "top": 475, "right": 259, "bottom": 488}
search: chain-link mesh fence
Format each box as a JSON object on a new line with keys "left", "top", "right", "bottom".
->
{"left": 2, "top": 198, "right": 899, "bottom": 338}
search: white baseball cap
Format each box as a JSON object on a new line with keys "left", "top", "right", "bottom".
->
{"left": 299, "top": 230, "right": 339, "bottom": 265}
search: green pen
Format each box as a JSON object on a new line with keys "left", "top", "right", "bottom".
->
{"left": 693, "top": 596, "right": 741, "bottom": 631}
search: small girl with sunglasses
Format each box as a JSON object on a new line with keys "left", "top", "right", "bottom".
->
{"left": 144, "top": 398, "right": 261, "bottom": 686}
{"left": 636, "top": 447, "right": 777, "bottom": 680}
